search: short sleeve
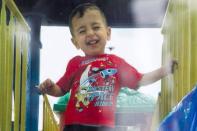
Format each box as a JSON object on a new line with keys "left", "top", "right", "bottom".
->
{"left": 114, "top": 55, "right": 142, "bottom": 89}
{"left": 56, "top": 56, "right": 81, "bottom": 92}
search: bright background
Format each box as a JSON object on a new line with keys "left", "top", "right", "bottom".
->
{"left": 39, "top": 26, "right": 163, "bottom": 130}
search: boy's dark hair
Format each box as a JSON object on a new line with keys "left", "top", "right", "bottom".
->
{"left": 68, "top": 3, "right": 107, "bottom": 36}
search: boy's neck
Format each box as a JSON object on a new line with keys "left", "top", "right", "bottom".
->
{"left": 85, "top": 53, "right": 107, "bottom": 58}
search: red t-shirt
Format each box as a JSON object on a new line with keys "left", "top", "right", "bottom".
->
{"left": 56, "top": 54, "right": 142, "bottom": 127}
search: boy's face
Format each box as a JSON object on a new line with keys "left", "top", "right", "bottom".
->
{"left": 71, "top": 9, "right": 111, "bottom": 56}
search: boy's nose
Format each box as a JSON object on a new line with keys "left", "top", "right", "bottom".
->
{"left": 86, "top": 29, "right": 94, "bottom": 36}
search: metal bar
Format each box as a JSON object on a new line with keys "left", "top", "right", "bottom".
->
{"left": 0, "top": 0, "right": 7, "bottom": 130}
{"left": 42, "top": 95, "right": 59, "bottom": 131}
{"left": 20, "top": 33, "right": 29, "bottom": 131}
{"left": 5, "top": 0, "right": 31, "bottom": 31}
{"left": 5, "top": 13, "right": 15, "bottom": 131}
{"left": 14, "top": 22, "right": 22, "bottom": 131}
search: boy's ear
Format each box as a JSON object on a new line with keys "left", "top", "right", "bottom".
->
{"left": 107, "top": 27, "right": 111, "bottom": 41}
{"left": 71, "top": 38, "right": 80, "bottom": 49}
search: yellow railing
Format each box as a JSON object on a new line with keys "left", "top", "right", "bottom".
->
{"left": 0, "top": 0, "right": 62, "bottom": 130}
{"left": 0, "top": 0, "right": 30, "bottom": 130}
{"left": 42, "top": 95, "right": 60, "bottom": 131}
{"left": 151, "top": 0, "right": 197, "bottom": 130}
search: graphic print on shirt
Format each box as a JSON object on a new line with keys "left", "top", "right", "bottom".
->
{"left": 75, "top": 64, "right": 117, "bottom": 112}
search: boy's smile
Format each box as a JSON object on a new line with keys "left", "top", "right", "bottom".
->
{"left": 86, "top": 35, "right": 99, "bottom": 46}
{"left": 71, "top": 9, "right": 111, "bottom": 56}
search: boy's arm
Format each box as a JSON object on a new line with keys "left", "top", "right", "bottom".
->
{"left": 138, "top": 67, "right": 167, "bottom": 86}
{"left": 39, "top": 79, "right": 65, "bottom": 97}
{"left": 138, "top": 59, "right": 177, "bottom": 87}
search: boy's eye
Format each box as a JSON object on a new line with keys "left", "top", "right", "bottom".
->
{"left": 93, "top": 26, "right": 100, "bottom": 31}
{"left": 78, "top": 29, "right": 86, "bottom": 34}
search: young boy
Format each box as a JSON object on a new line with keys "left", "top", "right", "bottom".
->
{"left": 39, "top": 3, "right": 177, "bottom": 131}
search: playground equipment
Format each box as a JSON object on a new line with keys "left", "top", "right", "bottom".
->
{"left": 0, "top": 0, "right": 30, "bottom": 131}
{"left": 151, "top": 0, "right": 197, "bottom": 130}
{"left": 1, "top": 0, "right": 197, "bottom": 130}
{"left": 158, "top": 84, "right": 197, "bottom": 131}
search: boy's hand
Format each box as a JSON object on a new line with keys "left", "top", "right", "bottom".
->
{"left": 165, "top": 58, "right": 178, "bottom": 74}
{"left": 39, "top": 79, "right": 55, "bottom": 94}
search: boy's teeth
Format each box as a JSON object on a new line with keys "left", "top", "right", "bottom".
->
{"left": 89, "top": 40, "right": 96, "bottom": 44}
